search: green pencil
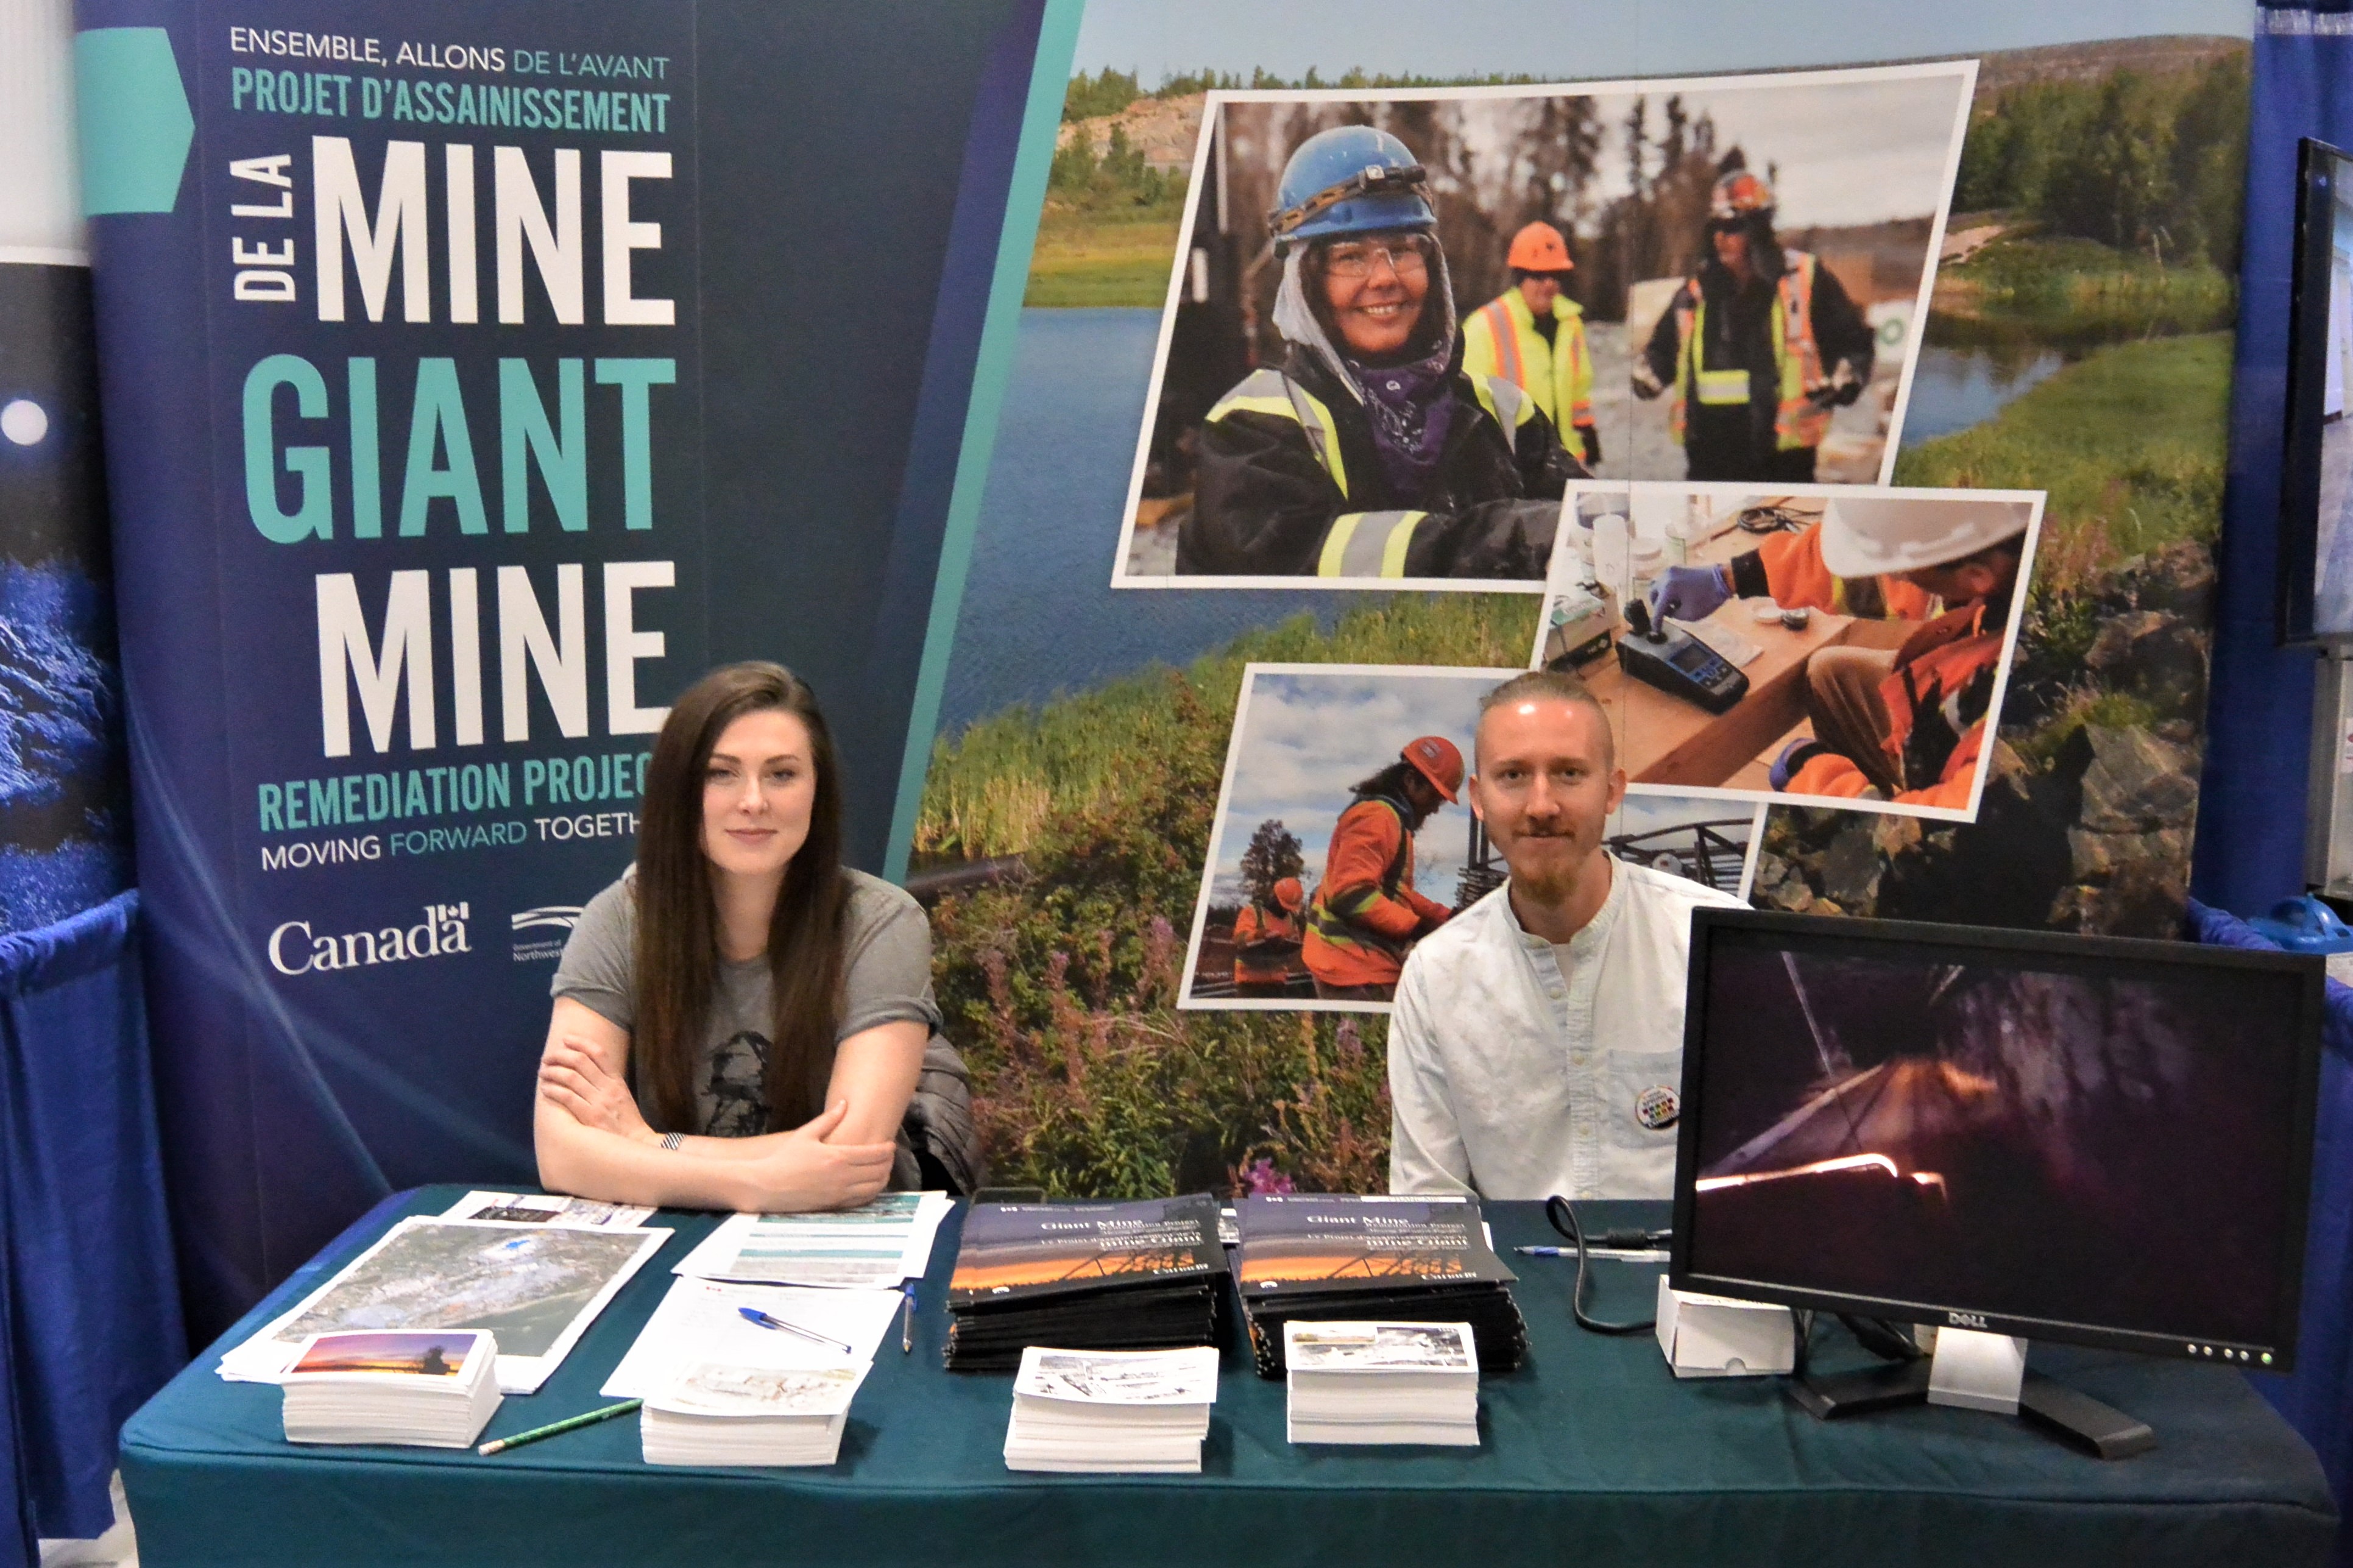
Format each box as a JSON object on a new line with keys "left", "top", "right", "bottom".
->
{"left": 476, "top": 1399, "right": 643, "bottom": 1455}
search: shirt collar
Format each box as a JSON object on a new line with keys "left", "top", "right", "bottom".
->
{"left": 1500, "top": 856, "right": 1624, "bottom": 956}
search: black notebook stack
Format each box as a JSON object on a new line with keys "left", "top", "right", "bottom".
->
{"left": 943, "top": 1195, "right": 1226, "bottom": 1372}
{"left": 1233, "top": 1194, "right": 1527, "bottom": 1377}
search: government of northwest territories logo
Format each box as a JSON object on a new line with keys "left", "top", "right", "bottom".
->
{"left": 269, "top": 903, "right": 470, "bottom": 975}
{"left": 511, "top": 904, "right": 585, "bottom": 963}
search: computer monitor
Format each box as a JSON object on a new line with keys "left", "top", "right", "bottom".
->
{"left": 1669, "top": 909, "right": 2323, "bottom": 1450}
{"left": 2279, "top": 137, "right": 2353, "bottom": 643}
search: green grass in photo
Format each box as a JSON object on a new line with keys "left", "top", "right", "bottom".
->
{"left": 1025, "top": 210, "right": 1184, "bottom": 308}
{"left": 1892, "top": 331, "right": 2231, "bottom": 597}
{"left": 917, "top": 593, "right": 1540, "bottom": 863}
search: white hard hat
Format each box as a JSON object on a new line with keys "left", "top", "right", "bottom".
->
{"left": 1819, "top": 496, "right": 2031, "bottom": 578}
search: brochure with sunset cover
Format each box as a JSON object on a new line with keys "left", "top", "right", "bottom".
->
{"left": 1235, "top": 1195, "right": 1516, "bottom": 1294}
{"left": 949, "top": 1196, "right": 1223, "bottom": 1305}
{"left": 944, "top": 1196, "right": 1225, "bottom": 1371}
{"left": 1235, "top": 1196, "right": 1524, "bottom": 1378}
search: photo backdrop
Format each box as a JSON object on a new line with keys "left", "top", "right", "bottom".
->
{"left": 911, "top": 9, "right": 2246, "bottom": 1201}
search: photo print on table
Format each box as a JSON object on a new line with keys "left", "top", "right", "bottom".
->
{"left": 1532, "top": 480, "right": 2044, "bottom": 822}
{"left": 1114, "top": 60, "right": 1975, "bottom": 587}
{"left": 285, "top": 1330, "right": 486, "bottom": 1379}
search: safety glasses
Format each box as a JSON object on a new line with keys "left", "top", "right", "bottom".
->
{"left": 1322, "top": 235, "right": 1435, "bottom": 280}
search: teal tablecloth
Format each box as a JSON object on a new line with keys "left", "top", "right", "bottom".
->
{"left": 120, "top": 1187, "right": 2337, "bottom": 1567}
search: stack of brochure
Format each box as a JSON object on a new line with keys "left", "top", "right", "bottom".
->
{"left": 280, "top": 1329, "right": 503, "bottom": 1447}
{"left": 640, "top": 1358, "right": 871, "bottom": 1467}
{"left": 1234, "top": 1194, "right": 1526, "bottom": 1377}
{"left": 1283, "top": 1321, "right": 1480, "bottom": 1447}
{"left": 600, "top": 1277, "right": 906, "bottom": 1467}
{"left": 1002, "top": 1346, "right": 1219, "bottom": 1474}
{"left": 945, "top": 1195, "right": 1226, "bottom": 1372}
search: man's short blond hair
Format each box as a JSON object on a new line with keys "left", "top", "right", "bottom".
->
{"left": 1474, "top": 669, "right": 1615, "bottom": 773}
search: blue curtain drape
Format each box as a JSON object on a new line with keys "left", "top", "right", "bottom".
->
{"left": 0, "top": 891, "right": 185, "bottom": 1564}
{"left": 2188, "top": 897, "right": 2353, "bottom": 1561}
{"left": 2193, "top": 2, "right": 2343, "bottom": 914}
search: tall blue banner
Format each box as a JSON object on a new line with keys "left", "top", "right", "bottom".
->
{"left": 2210, "top": 4, "right": 2353, "bottom": 1541}
{"left": 77, "top": 0, "right": 1058, "bottom": 1339}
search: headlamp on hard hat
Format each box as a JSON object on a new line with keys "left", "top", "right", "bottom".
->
{"left": 1270, "top": 161, "right": 1431, "bottom": 241}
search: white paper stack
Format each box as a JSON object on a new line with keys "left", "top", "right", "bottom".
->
{"left": 1283, "top": 1321, "right": 1479, "bottom": 1447}
{"left": 280, "top": 1329, "right": 503, "bottom": 1447}
{"left": 641, "top": 1358, "right": 871, "bottom": 1467}
{"left": 673, "top": 1192, "right": 955, "bottom": 1288}
{"left": 1003, "top": 1346, "right": 1219, "bottom": 1474}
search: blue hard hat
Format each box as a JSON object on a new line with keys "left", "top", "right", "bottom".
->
{"left": 1267, "top": 125, "right": 1434, "bottom": 251}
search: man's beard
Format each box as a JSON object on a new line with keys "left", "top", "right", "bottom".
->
{"left": 1501, "top": 828, "right": 1594, "bottom": 899}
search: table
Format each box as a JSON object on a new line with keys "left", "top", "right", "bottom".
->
{"left": 1582, "top": 602, "right": 1912, "bottom": 789}
{"left": 119, "top": 1188, "right": 2338, "bottom": 1567}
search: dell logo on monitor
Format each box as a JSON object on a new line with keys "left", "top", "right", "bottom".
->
{"left": 1947, "top": 1312, "right": 1990, "bottom": 1330}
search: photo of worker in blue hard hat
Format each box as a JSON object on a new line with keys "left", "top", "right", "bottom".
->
{"left": 1113, "top": 70, "right": 1973, "bottom": 582}
{"left": 1175, "top": 124, "right": 1590, "bottom": 581}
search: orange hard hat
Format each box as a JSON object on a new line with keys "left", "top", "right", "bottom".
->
{"left": 1273, "top": 876, "right": 1305, "bottom": 913}
{"left": 1506, "top": 221, "right": 1573, "bottom": 273}
{"left": 1400, "top": 735, "right": 1463, "bottom": 803}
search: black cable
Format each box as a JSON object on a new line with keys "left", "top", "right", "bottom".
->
{"left": 1544, "top": 1196, "right": 1656, "bottom": 1335}
{"left": 1839, "top": 1314, "right": 1924, "bottom": 1362}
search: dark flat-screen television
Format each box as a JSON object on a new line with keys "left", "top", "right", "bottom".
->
{"left": 1671, "top": 909, "right": 2323, "bottom": 1374}
{"left": 2281, "top": 137, "right": 2353, "bottom": 644}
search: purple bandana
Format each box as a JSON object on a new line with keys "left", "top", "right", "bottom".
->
{"left": 1346, "top": 346, "right": 1455, "bottom": 503}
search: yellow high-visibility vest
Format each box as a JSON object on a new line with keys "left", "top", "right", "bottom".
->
{"left": 1462, "top": 288, "right": 1594, "bottom": 430}
{"left": 1667, "top": 250, "right": 1830, "bottom": 453}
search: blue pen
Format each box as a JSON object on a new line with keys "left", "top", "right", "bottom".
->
{"left": 1514, "top": 1245, "right": 1574, "bottom": 1257}
{"left": 899, "top": 1282, "right": 917, "bottom": 1354}
{"left": 737, "top": 1305, "right": 854, "bottom": 1355}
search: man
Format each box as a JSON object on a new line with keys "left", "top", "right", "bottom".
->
{"left": 1387, "top": 671, "right": 1743, "bottom": 1199}
{"left": 1231, "top": 876, "right": 1306, "bottom": 998}
{"left": 1302, "top": 736, "right": 1462, "bottom": 1001}
{"left": 1768, "top": 496, "right": 2031, "bottom": 810}
{"left": 1633, "top": 166, "right": 1876, "bottom": 482}
{"left": 1462, "top": 221, "right": 1602, "bottom": 466}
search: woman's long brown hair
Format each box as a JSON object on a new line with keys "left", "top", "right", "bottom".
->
{"left": 632, "top": 662, "right": 848, "bottom": 1134}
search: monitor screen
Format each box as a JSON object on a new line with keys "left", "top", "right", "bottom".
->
{"left": 2280, "top": 138, "right": 2353, "bottom": 643}
{"left": 1671, "top": 910, "right": 2323, "bottom": 1368}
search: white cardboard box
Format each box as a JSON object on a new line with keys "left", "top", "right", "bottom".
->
{"left": 1654, "top": 1276, "right": 1796, "bottom": 1378}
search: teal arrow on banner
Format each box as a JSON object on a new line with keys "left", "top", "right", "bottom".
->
{"left": 75, "top": 27, "right": 195, "bottom": 216}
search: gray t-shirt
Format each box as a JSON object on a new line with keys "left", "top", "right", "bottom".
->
{"left": 551, "top": 866, "right": 941, "bottom": 1137}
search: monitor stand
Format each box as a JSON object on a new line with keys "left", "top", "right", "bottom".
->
{"left": 1787, "top": 1327, "right": 2157, "bottom": 1460}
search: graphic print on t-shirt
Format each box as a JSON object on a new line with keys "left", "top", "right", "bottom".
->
{"left": 704, "top": 1031, "right": 772, "bottom": 1137}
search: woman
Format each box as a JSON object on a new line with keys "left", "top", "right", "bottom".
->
{"left": 534, "top": 662, "right": 966, "bottom": 1210}
{"left": 1180, "top": 123, "right": 1587, "bottom": 579}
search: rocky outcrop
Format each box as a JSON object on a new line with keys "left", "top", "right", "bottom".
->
{"left": 1057, "top": 94, "right": 1206, "bottom": 175}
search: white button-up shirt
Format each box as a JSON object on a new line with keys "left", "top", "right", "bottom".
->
{"left": 1387, "top": 859, "right": 1745, "bottom": 1200}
